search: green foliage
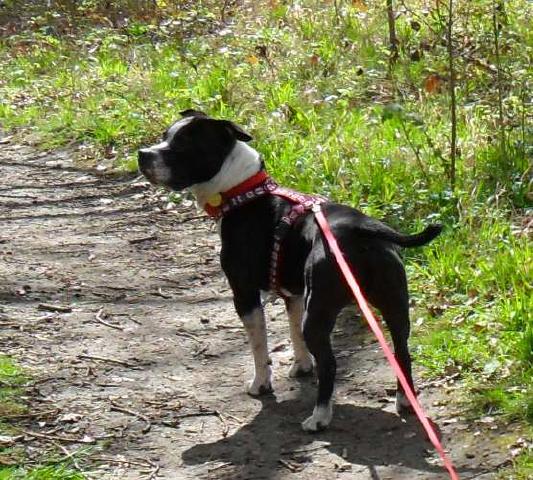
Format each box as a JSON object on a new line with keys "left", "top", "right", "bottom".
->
{"left": 0, "top": 356, "right": 27, "bottom": 417}
{"left": 0, "top": 465, "right": 85, "bottom": 480}
{"left": 0, "top": 358, "right": 87, "bottom": 479}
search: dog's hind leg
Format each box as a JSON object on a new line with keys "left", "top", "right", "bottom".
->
{"left": 285, "top": 296, "right": 314, "bottom": 378}
{"left": 301, "top": 293, "right": 340, "bottom": 432}
{"left": 363, "top": 248, "right": 416, "bottom": 415}
{"left": 382, "top": 306, "right": 416, "bottom": 415}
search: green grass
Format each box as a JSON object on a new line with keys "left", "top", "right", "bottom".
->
{"left": 0, "top": 357, "right": 87, "bottom": 479}
{"left": 0, "top": 356, "right": 27, "bottom": 418}
{"left": 0, "top": 465, "right": 85, "bottom": 480}
{"left": 498, "top": 450, "right": 533, "bottom": 480}
{"left": 0, "top": 0, "right": 531, "bottom": 474}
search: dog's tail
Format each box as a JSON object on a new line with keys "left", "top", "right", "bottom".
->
{"left": 373, "top": 224, "right": 443, "bottom": 247}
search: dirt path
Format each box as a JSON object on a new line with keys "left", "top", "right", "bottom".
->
{"left": 0, "top": 143, "right": 512, "bottom": 479}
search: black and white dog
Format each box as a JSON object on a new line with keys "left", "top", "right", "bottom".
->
{"left": 138, "top": 110, "right": 442, "bottom": 432}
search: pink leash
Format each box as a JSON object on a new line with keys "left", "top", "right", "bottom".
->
{"left": 313, "top": 204, "right": 460, "bottom": 480}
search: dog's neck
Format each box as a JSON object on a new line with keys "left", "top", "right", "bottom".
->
{"left": 190, "top": 141, "right": 262, "bottom": 208}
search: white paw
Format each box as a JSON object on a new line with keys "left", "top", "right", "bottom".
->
{"left": 246, "top": 376, "right": 273, "bottom": 396}
{"left": 288, "top": 356, "right": 314, "bottom": 378}
{"left": 301, "top": 403, "right": 333, "bottom": 432}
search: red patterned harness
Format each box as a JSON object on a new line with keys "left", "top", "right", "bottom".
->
{"left": 203, "top": 170, "right": 327, "bottom": 295}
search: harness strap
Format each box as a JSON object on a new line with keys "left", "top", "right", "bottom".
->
{"left": 269, "top": 188, "right": 327, "bottom": 295}
{"left": 201, "top": 172, "right": 326, "bottom": 295}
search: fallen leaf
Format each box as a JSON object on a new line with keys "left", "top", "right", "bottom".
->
{"left": 424, "top": 74, "right": 442, "bottom": 93}
{"left": 352, "top": 0, "right": 368, "bottom": 11}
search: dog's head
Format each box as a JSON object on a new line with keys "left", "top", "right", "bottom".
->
{"left": 138, "top": 110, "right": 252, "bottom": 191}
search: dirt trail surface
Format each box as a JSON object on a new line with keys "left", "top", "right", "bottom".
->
{"left": 0, "top": 143, "right": 513, "bottom": 479}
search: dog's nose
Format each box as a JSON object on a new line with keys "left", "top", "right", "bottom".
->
{"left": 138, "top": 148, "right": 155, "bottom": 171}
{"left": 138, "top": 148, "right": 152, "bottom": 161}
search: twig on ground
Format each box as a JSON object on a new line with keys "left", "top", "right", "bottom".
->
{"left": 143, "top": 399, "right": 182, "bottom": 410}
{"left": 0, "top": 379, "right": 19, "bottom": 387}
{"left": 175, "top": 408, "right": 230, "bottom": 436}
{"left": 223, "top": 412, "right": 244, "bottom": 424}
{"left": 110, "top": 400, "right": 152, "bottom": 433}
{"left": 215, "top": 324, "right": 242, "bottom": 330}
{"left": 217, "top": 411, "right": 229, "bottom": 437}
{"left": 91, "top": 455, "right": 160, "bottom": 479}
{"left": 21, "top": 429, "right": 96, "bottom": 444}
{"left": 0, "top": 435, "right": 24, "bottom": 446}
{"left": 281, "top": 442, "right": 331, "bottom": 455}
{"left": 112, "top": 313, "right": 142, "bottom": 325}
{"left": 179, "top": 215, "right": 207, "bottom": 224}
{"left": 207, "top": 462, "right": 233, "bottom": 472}
{"left": 154, "top": 287, "right": 172, "bottom": 299}
{"left": 154, "top": 277, "right": 189, "bottom": 289}
{"left": 77, "top": 354, "right": 135, "bottom": 368}
{"left": 464, "top": 459, "right": 512, "bottom": 479}
{"left": 91, "top": 455, "right": 152, "bottom": 468}
{"left": 175, "top": 410, "right": 220, "bottom": 420}
{"left": 128, "top": 235, "right": 157, "bottom": 245}
{"left": 37, "top": 303, "right": 72, "bottom": 313}
{"left": 175, "top": 330, "right": 201, "bottom": 344}
{"left": 95, "top": 308, "right": 124, "bottom": 331}
{"left": 142, "top": 458, "right": 160, "bottom": 479}
{"left": 278, "top": 458, "right": 301, "bottom": 472}
{"left": 54, "top": 442, "right": 82, "bottom": 471}
{"left": 3, "top": 409, "right": 59, "bottom": 419}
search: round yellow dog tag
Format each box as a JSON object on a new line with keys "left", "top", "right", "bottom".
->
{"left": 207, "top": 193, "right": 222, "bottom": 207}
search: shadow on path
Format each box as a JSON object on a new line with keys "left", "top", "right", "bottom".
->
{"left": 182, "top": 392, "right": 471, "bottom": 479}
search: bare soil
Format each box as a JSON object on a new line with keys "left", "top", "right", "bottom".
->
{"left": 0, "top": 143, "right": 515, "bottom": 479}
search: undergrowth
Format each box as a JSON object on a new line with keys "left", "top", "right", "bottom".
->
{"left": 0, "top": 357, "right": 86, "bottom": 479}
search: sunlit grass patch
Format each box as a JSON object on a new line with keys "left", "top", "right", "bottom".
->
{"left": 0, "top": 356, "right": 27, "bottom": 418}
{"left": 0, "top": 464, "right": 86, "bottom": 480}
{"left": 0, "top": 357, "right": 89, "bottom": 479}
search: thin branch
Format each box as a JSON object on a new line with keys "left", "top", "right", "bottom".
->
{"left": 21, "top": 429, "right": 96, "bottom": 444}
{"left": 447, "top": 0, "right": 457, "bottom": 191}
{"left": 492, "top": 0, "right": 507, "bottom": 165}
{"left": 333, "top": 0, "right": 340, "bottom": 25}
{"left": 95, "top": 308, "right": 124, "bottom": 331}
{"left": 399, "top": 121, "right": 431, "bottom": 185}
{"left": 386, "top": 0, "right": 399, "bottom": 69}
{"left": 77, "top": 354, "right": 135, "bottom": 368}
{"left": 109, "top": 401, "right": 151, "bottom": 433}
{"left": 37, "top": 303, "right": 72, "bottom": 313}
{"left": 53, "top": 442, "right": 82, "bottom": 471}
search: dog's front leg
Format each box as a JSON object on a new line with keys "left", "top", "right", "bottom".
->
{"left": 233, "top": 292, "right": 273, "bottom": 396}
{"left": 285, "top": 296, "right": 314, "bottom": 377}
{"left": 241, "top": 307, "right": 273, "bottom": 395}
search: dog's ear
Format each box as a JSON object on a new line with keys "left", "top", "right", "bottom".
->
{"left": 180, "top": 109, "right": 207, "bottom": 118}
{"left": 219, "top": 120, "right": 253, "bottom": 142}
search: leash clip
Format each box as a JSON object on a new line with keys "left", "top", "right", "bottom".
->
{"left": 311, "top": 203, "right": 322, "bottom": 213}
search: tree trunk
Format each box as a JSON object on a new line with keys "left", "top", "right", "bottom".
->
{"left": 447, "top": 0, "right": 457, "bottom": 191}
{"left": 386, "top": 0, "right": 398, "bottom": 67}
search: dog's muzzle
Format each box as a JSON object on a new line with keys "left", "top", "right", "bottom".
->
{"left": 138, "top": 148, "right": 159, "bottom": 180}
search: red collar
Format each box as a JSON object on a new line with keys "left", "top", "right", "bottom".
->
{"left": 203, "top": 170, "right": 270, "bottom": 218}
